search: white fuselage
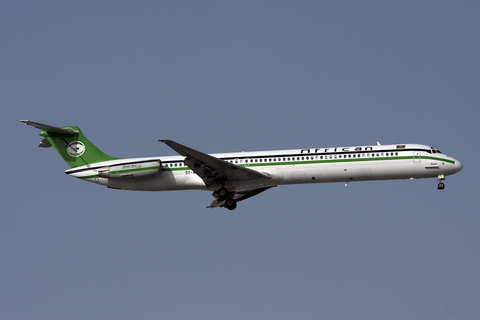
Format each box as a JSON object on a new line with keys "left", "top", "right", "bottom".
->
{"left": 65, "top": 143, "right": 462, "bottom": 192}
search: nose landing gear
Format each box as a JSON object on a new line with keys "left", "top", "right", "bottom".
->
{"left": 437, "top": 175, "right": 445, "bottom": 190}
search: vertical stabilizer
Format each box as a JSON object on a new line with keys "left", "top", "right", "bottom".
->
{"left": 20, "top": 120, "right": 117, "bottom": 168}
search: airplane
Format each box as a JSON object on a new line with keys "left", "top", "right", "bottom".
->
{"left": 20, "top": 120, "right": 463, "bottom": 210}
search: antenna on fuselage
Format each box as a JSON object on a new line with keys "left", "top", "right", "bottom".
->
{"left": 377, "top": 141, "right": 381, "bottom": 145}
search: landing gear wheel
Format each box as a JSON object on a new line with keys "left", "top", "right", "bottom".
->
{"left": 218, "top": 187, "right": 229, "bottom": 198}
{"left": 437, "top": 182, "right": 445, "bottom": 190}
{"left": 225, "top": 198, "right": 237, "bottom": 211}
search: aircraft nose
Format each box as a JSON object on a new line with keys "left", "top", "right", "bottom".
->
{"left": 455, "top": 160, "right": 463, "bottom": 173}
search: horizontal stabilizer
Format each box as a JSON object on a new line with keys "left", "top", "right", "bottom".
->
{"left": 19, "top": 120, "right": 77, "bottom": 135}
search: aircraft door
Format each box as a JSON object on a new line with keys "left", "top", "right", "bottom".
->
{"left": 413, "top": 151, "right": 421, "bottom": 163}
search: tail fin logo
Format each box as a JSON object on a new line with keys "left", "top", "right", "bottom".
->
{"left": 67, "top": 141, "right": 86, "bottom": 157}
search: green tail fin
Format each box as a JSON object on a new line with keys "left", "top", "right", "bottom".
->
{"left": 20, "top": 120, "right": 117, "bottom": 168}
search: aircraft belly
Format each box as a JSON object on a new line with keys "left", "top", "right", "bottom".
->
{"left": 280, "top": 161, "right": 415, "bottom": 184}
{"left": 322, "top": 167, "right": 356, "bottom": 182}
{"left": 183, "top": 174, "right": 207, "bottom": 190}
{"left": 225, "top": 178, "right": 275, "bottom": 191}
{"left": 107, "top": 177, "right": 136, "bottom": 190}
{"left": 281, "top": 165, "right": 322, "bottom": 184}
{"left": 134, "top": 175, "right": 167, "bottom": 191}
{"left": 370, "top": 162, "right": 408, "bottom": 180}
{"left": 162, "top": 171, "right": 207, "bottom": 191}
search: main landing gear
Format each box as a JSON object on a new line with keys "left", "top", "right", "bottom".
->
{"left": 217, "top": 186, "right": 229, "bottom": 198}
{"left": 225, "top": 198, "right": 237, "bottom": 211}
{"left": 215, "top": 187, "right": 237, "bottom": 210}
{"left": 437, "top": 175, "right": 445, "bottom": 190}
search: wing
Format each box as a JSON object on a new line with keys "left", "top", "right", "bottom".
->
{"left": 159, "top": 140, "right": 269, "bottom": 187}
{"left": 208, "top": 187, "right": 274, "bottom": 208}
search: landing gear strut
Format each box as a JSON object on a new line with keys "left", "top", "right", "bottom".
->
{"left": 437, "top": 175, "right": 445, "bottom": 190}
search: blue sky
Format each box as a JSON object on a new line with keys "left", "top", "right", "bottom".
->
{"left": 2, "top": 1, "right": 479, "bottom": 319}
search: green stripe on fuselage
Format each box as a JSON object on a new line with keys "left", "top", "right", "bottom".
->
{"left": 109, "top": 166, "right": 159, "bottom": 175}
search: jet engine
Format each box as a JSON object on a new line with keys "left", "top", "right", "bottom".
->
{"left": 97, "top": 160, "right": 161, "bottom": 178}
